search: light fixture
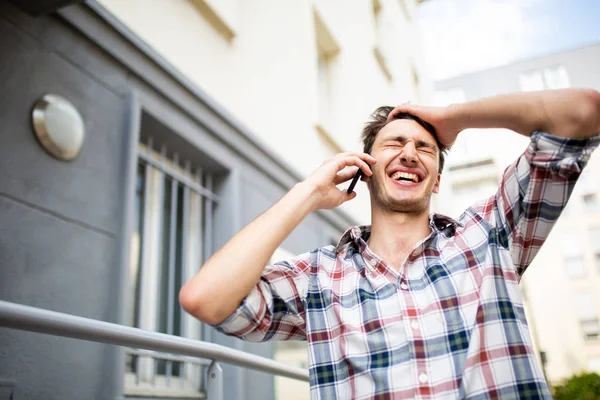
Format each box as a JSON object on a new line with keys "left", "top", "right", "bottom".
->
{"left": 32, "top": 94, "right": 85, "bottom": 161}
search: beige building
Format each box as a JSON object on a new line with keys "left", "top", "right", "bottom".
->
{"left": 99, "top": 0, "right": 431, "bottom": 227}
{"left": 433, "top": 43, "right": 600, "bottom": 385}
{"left": 96, "top": 1, "right": 431, "bottom": 399}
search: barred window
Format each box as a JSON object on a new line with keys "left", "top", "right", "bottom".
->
{"left": 124, "top": 139, "right": 217, "bottom": 397}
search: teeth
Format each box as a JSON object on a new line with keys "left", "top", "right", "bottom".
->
{"left": 391, "top": 171, "right": 419, "bottom": 183}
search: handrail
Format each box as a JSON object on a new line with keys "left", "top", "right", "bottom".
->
{"left": 0, "top": 300, "right": 309, "bottom": 382}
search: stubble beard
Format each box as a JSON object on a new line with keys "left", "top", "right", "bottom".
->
{"left": 369, "top": 173, "right": 432, "bottom": 215}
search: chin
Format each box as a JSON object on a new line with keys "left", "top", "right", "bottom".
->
{"left": 375, "top": 197, "right": 431, "bottom": 214}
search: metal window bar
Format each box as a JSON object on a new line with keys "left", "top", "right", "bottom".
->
{"left": 165, "top": 152, "right": 179, "bottom": 385}
{"left": 180, "top": 160, "right": 191, "bottom": 389}
{"left": 202, "top": 173, "right": 213, "bottom": 344}
{"left": 0, "top": 300, "right": 309, "bottom": 400}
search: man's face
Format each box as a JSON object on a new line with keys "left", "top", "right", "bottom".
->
{"left": 367, "top": 119, "right": 441, "bottom": 214}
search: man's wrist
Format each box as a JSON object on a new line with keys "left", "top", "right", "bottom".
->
{"left": 290, "top": 181, "right": 322, "bottom": 214}
{"left": 447, "top": 102, "right": 472, "bottom": 131}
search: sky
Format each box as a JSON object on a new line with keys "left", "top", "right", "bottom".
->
{"left": 419, "top": 0, "right": 600, "bottom": 81}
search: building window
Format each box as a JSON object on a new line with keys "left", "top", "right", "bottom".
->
{"left": 314, "top": 9, "right": 340, "bottom": 137}
{"left": 561, "top": 232, "right": 586, "bottom": 278}
{"left": 584, "top": 193, "right": 598, "bottom": 211}
{"left": 399, "top": 0, "right": 411, "bottom": 21}
{"left": 588, "top": 358, "right": 600, "bottom": 375}
{"left": 372, "top": 0, "right": 393, "bottom": 82}
{"left": 125, "top": 140, "right": 216, "bottom": 397}
{"left": 519, "top": 65, "right": 570, "bottom": 92}
{"left": 574, "top": 292, "right": 600, "bottom": 341}
{"left": 591, "top": 228, "right": 600, "bottom": 272}
{"left": 564, "top": 256, "right": 586, "bottom": 278}
{"left": 190, "top": 0, "right": 238, "bottom": 41}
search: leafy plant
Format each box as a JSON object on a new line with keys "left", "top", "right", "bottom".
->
{"left": 553, "top": 372, "right": 600, "bottom": 400}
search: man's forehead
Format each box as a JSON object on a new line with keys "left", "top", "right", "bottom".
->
{"left": 376, "top": 119, "right": 437, "bottom": 145}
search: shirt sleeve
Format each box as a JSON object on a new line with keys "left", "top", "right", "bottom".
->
{"left": 213, "top": 251, "right": 313, "bottom": 342}
{"left": 471, "top": 131, "right": 600, "bottom": 276}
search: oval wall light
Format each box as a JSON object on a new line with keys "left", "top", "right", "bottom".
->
{"left": 32, "top": 94, "right": 85, "bottom": 161}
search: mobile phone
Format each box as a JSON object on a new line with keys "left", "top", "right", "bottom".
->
{"left": 347, "top": 170, "right": 363, "bottom": 194}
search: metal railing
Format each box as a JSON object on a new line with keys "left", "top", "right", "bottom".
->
{"left": 0, "top": 300, "right": 309, "bottom": 400}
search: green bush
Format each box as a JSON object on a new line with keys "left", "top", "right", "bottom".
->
{"left": 553, "top": 372, "right": 600, "bottom": 400}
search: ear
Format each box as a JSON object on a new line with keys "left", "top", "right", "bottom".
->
{"left": 432, "top": 173, "right": 441, "bottom": 194}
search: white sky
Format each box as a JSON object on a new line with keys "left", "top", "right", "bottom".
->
{"left": 419, "top": 0, "right": 553, "bottom": 81}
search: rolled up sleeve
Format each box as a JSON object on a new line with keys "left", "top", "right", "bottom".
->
{"left": 214, "top": 252, "right": 313, "bottom": 342}
{"left": 473, "top": 131, "right": 600, "bottom": 275}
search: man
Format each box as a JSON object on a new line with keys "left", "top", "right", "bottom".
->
{"left": 180, "top": 89, "right": 600, "bottom": 399}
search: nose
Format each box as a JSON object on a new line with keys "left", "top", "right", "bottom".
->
{"left": 400, "top": 141, "right": 417, "bottom": 165}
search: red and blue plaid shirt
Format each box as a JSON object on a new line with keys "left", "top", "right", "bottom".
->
{"left": 216, "top": 131, "right": 600, "bottom": 399}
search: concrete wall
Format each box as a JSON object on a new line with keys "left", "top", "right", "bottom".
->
{"left": 0, "top": 3, "right": 129, "bottom": 399}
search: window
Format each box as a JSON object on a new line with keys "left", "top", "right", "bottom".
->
{"left": 314, "top": 9, "right": 340, "bottom": 136}
{"left": 125, "top": 139, "right": 216, "bottom": 397}
{"left": 564, "top": 256, "right": 586, "bottom": 278}
{"left": 562, "top": 232, "right": 586, "bottom": 278}
{"left": 519, "top": 66, "right": 570, "bottom": 92}
{"left": 574, "top": 292, "right": 600, "bottom": 341}
{"left": 190, "top": 0, "right": 238, "bottom": 41}
{"left": 584, "top": 194, "right": 598, "bottom": 211}
{"left": 588, "top": 358, "right": 600, "bottom": 375}
{"left": 399, "top": 0, "right": 411, "bottom": 21}
{"left": 591, "top": 228, "right": 600, "bottom": 272}
{"left": 372, "top": 0, "right": 393, "bottom": 81}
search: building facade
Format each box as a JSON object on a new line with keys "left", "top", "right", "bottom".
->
{"left": 433, "top": 42, "right": 600, "bottom": 385}
{"left": 0, "top": 0, "right": 429, "bottom": 399}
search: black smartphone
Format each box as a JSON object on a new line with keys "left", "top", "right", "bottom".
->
{"left": 347, "top": 170, "right": 363, "bottom": 194}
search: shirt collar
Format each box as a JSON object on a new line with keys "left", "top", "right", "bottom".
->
{"left": 334, "top": 213, "right": 463, "bottom": 253}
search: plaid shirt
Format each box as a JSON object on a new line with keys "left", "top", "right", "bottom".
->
{"left": 216, "top": 131, "right": 600, "bottom": 399}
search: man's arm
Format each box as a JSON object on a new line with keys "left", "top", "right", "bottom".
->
{"left": 179, "top": 152, "right": 376, "bottom": 325}
{"left": 388, "top": 88, "right": 600, "bottom": 146}
{"left": 388, "top": 89, "right": 600, "bottom": 275}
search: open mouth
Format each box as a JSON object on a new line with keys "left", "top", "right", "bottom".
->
{"left": 390, "top": 171, "right": 422, "bottom": 183}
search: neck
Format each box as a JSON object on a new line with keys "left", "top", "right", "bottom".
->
{"left": 367, "top": 207, "right": 432, "bottom": 269}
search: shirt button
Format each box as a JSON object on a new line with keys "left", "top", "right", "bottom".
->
{"left": 369, "top": 259, "right": 377, "bottom": 267}
{"left": 419, "top": 373, "right": 428, "bottom": 383}
{"left": 411, "top": 321, "right": 419, "bottom": 330}
{"left": 400, "top": 283, "right": 409, "bottom": 290}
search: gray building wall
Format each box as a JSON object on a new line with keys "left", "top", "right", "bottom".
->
{"left": 0, "top": 2, "right": 355, "bottom": 399}
{"left": 435, "top": 42, "right": 600, "bottom": 100}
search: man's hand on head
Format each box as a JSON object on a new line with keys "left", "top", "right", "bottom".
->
{"left": 387, "top": 103, "right": 462, "bottom": 149}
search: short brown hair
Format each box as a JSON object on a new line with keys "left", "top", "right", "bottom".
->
{"left": 360, "top": 106, "right": 447, "bottom": 173}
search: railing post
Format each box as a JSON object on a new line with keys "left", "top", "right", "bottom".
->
{"left": 206, "top": 361, "right": 223, "bottom": 400}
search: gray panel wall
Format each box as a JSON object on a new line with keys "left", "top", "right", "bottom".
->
{"left": 0, "top": 2, "right": 352, "bottom": 399}
{"left": 0, "top": 3, "right": 129, "bottom": 399}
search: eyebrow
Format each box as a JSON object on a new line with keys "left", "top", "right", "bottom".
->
{"left": 381, "top": 135, "right": 438, "bottom": 150}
